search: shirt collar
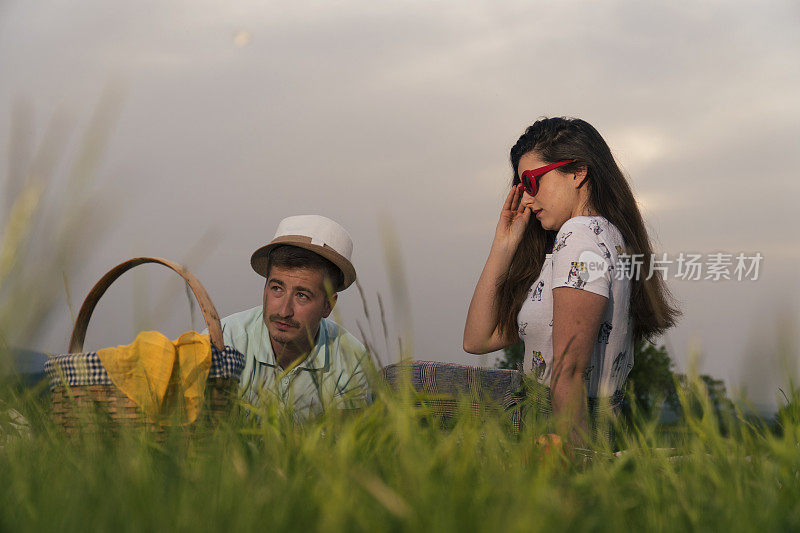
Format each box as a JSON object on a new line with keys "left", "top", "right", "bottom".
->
{"left": 252, "top": 312, "right": 331, "bottom": 373}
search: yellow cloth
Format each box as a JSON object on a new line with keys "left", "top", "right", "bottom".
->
{"left": 97, "top": 331, "right": 212, "bottom": 424}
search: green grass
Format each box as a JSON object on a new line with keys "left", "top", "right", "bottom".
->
{"left": 1, "top": 375, "right": 799, "bottom": 532}
{"left": 2, "top": 102, "right": 799, "bottom": 531}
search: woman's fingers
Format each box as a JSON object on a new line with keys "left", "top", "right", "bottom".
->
{"left": 510, "top": 185, "right": 522, "bottom": 212}
{"left": 514, "top": 203, "right": 532, "bottom": 230}
{"left": 500, "top": 186, "right": 530, "bottom": 242}
{"left": 502, "top": 186, "right": 516, "bottom": 212}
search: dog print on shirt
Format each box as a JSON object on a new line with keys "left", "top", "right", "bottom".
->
{"left": 596, "top": 242, "right": 614, "bottom": 273}
{"left": 566, "top": 261, "right": 588, "bottom": 289}
{"left": 597, "top": 321, "right": 613, "bottom": 344}
{"left": 588, "top": 218, "right": 603, "bottom": 235}
{"left": 610, "top": 351, "right": 632, "bottom": 381}
{"left": 531, "top": 350, "right": 546, "bottom": 379}
{"left": 518, "top": 322, "right": 528, "bottom": 338}
{"left": 554, "top": 232, "right": 572, "bottom": 252}
{"left": 583, "top": 364, "right": 594, "bottom": 384}
{"left": 531, "top": 280, "right": 545, "bottom": 301}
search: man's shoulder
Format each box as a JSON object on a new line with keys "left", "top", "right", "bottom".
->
{"left": 321, "top": 317, "right": 366, "bottom": 356}
{"left": 221, "top": 306, "right": 262, "bottom": 324}
{"left": 219, "top": 306, "right": 263, "bottom": 339}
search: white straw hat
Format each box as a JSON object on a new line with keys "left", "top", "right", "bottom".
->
{"left": 250, "top": 215, "right": 356, "bottom": 290}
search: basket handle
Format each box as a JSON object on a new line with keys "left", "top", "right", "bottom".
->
{"left": 68, "top": 257, "right": 225, "bottom": 353}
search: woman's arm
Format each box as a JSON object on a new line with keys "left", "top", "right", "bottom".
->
{"left": 462, "top": 245, "right": 518, "bottom": 354}
{"left": 550, "top": 286, "right": 608, "bottom": 446}
{"left": 463, "top": 185, "right": 532, "bottom": 354}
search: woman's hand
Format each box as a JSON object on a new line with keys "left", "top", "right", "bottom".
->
{"left": 494, "top": 184, "right": 533, "bottom": 258}
{"left": 463, "top": 185, "right": 531, "bottom": 354}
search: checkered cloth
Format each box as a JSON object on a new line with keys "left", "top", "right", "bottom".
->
{"left": 44, "top": 351, "right": 112, "bottom": 389}
{"left": 381, "top": 361, "right": 526, "bottom": 431}
{"left": 208, "top": 346, "right": 246, "bottom": 380}
{"left": 524, "top": 379, "right": 623, "bottom": 442}
{"left": 380, "top": 361, "right": 622, "bottom": 441}
{"left": 382, "top": 360, "right": 525, "bottom": 406}
{"left": 45, "top": 345, "right": 245, "bottom": 390}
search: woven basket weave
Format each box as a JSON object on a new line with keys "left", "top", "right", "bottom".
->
{"left": 380, "top": 361, "right": 525, "bottom": 432}
{"left": 45, "top": 257, "right": 245, "bottom": 436}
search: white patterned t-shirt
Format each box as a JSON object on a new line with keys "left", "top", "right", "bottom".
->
{"left": 517, "top": 215, "right": 634, "bottom": 398}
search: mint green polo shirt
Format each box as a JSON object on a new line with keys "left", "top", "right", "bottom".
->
{"left": 210, "top": 306, "right": 371, "bottom": 420}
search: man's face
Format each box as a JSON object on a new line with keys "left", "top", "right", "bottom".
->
{"left": 262, "top": 265, "right": 336, "bottom": 353}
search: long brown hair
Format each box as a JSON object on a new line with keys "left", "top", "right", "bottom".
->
{"left": 496, "top": 117, "right": 680, "bottom": 344}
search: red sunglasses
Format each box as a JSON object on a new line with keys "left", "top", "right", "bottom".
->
{"left": 517, "top": 159, "right": 576, "bottom": 197}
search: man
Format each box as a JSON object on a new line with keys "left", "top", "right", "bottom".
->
{"left": 213, "top": 215, "right": 372, "bottom": 420}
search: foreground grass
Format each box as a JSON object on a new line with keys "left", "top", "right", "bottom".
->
{"left": 1, "top": 378, "right": 800, "bottom": 533}
{"left": 5, "top": 103, "right": 797, "bottom": 531}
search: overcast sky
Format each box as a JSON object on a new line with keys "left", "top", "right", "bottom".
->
{"left": 1, "top": 0, "right": 798, "bottom": 408}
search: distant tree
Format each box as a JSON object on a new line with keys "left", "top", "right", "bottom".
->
{"left": 496, "top": 342, "right": 524, "bottom": 371}
{"left": 674, "top": 373, "right": 737, "bottom": 431}
{"left": 623, "top": 340, "right": 680, "bottom": 417}
{"left": 699, "top": 375, "right": 736, "bottom": 417}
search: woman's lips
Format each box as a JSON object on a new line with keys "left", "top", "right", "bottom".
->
{"left": 533, "top": 209, "right": 543, "bottom": 218}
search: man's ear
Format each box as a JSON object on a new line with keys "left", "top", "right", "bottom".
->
{"left": 322, "top": 292, "right": 338, "bottom": 318}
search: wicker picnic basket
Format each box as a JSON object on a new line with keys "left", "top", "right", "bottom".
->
{"left": 380, "top": 361, "right": 526, "bottom": 432}
{"left": 44, "top": 257, "right": 245, "bottom": 435}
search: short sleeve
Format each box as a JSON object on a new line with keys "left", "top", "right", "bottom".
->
{"left": 551, "top": 221, "right": 611, "bottom": 298}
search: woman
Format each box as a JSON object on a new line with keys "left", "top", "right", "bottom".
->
{"left": 463, "top": 117, "right": 679, "bottom": 445}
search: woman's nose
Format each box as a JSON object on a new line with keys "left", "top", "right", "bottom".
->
{"left": 521, "top": 190, "right": 535, "bottom": 204}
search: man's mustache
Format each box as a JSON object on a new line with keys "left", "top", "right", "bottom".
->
{"left": 269, "top": 315, "right": 300, "bottom": 328}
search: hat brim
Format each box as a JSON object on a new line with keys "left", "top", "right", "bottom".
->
{"left": 250, "top": 235, "right": 356, "bottom": 291}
